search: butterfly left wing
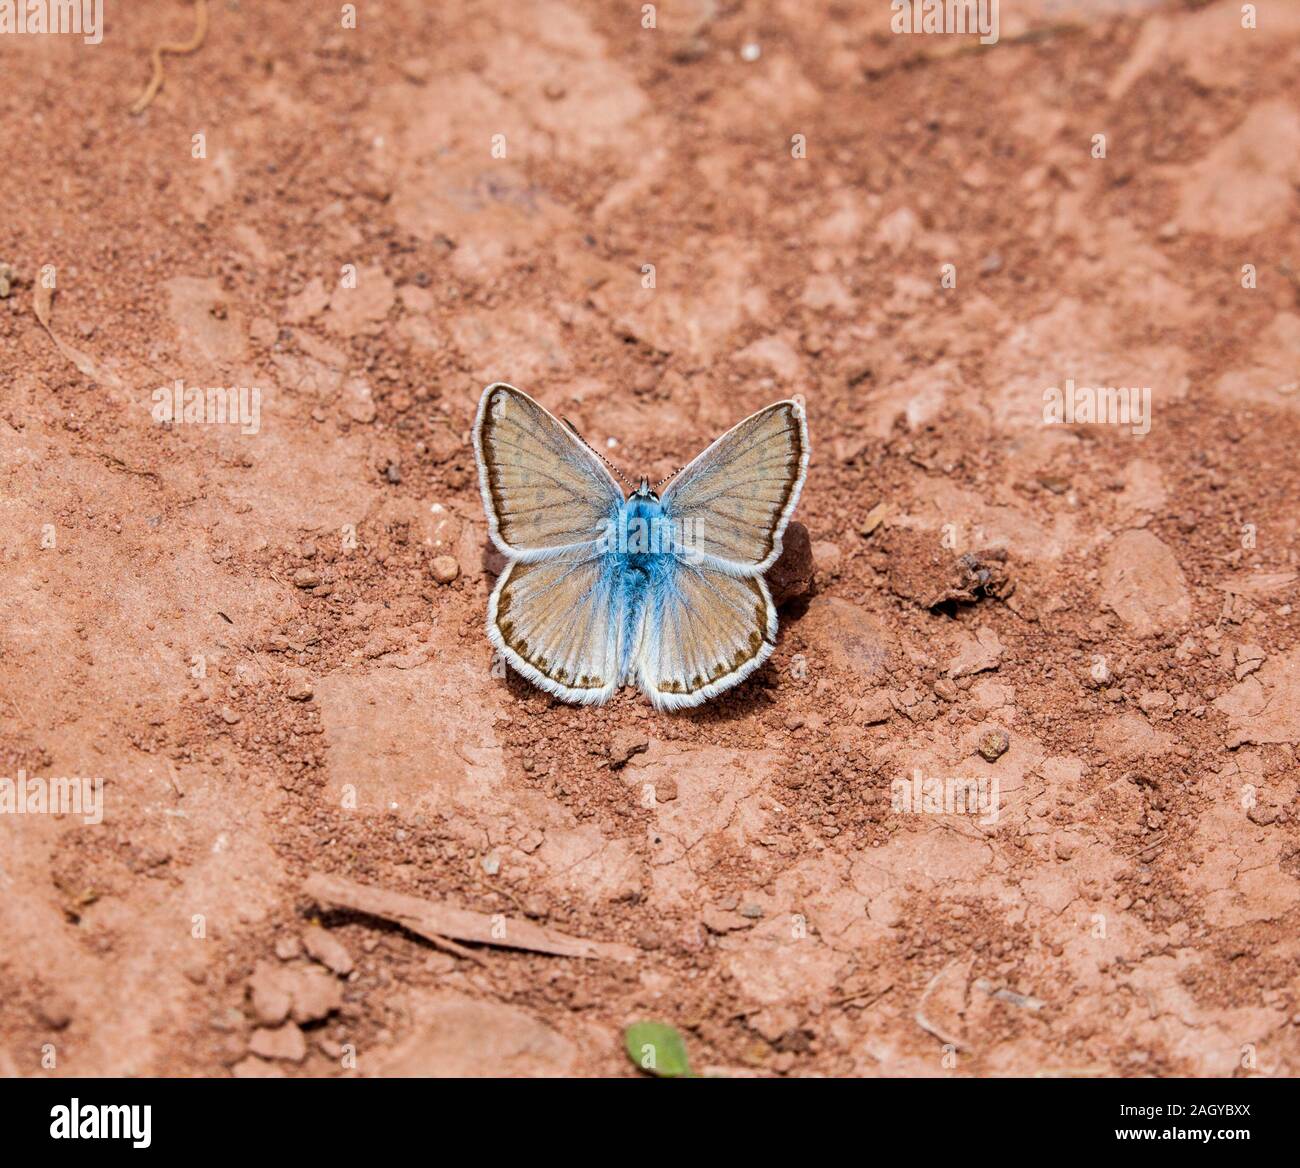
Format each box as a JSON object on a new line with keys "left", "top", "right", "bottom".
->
{"left": 635, "top": 560, "right": 776, "bottom": 710}
{"left": 661, "top": 398, "right": 809, "bottom": 575}
{"left": 474, "top": 382, "right": 625, "bottom": 560}
{"left": 489, "top": 549, "right": 623, "bottom": 706}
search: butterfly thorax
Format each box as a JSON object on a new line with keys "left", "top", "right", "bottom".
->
{"left": 615, "top": 493, "right": 676, "bottom": 571}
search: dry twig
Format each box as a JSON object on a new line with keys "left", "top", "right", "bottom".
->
{"left": 33, "top": 279, "right": 124, "bottom": 389}
{"left": 130, "top": 0, "right": 210, "bottom": 116}
{"left": 304, "top": 872, "right": 638, "bottom": 962}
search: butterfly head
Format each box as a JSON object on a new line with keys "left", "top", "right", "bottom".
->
{"left": 631, "top": 476, "right": 659, "bottom": 502}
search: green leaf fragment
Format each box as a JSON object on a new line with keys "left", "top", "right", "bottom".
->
{"left": 624, "top": 1021, "right": 691, "bottom": 1078}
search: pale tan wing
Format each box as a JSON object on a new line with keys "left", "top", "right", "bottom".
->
{"left": 635, "top": 562, "right": 777, "bottom": 711}
{"left": 661, "top": 399, "right": 809, "bottom": 574}
{"left": 474, "top": 383, "right": 624, "bottom": 558}
{"left": 488, "top": 550, "right": 622, "bottom": 706}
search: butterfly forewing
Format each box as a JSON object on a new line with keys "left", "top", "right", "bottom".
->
{"left": 661, "top": 400, "right": 809, "bottom": 573}
{"left": 474, "top": 383, "right": 624, "bottom": 557}
{"left": 489, "top": 550, "right": 622, "bottom": 705}
{"left": 635, "top": 563, "right": 777, "bottom": 711}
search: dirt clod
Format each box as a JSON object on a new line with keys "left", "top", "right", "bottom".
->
{"left": 608, "top": 730, "right": 650, "bottom": 769}
{"left": 249, "top": 1023, "right": 307, "bottom": 1064}
{"left": 302, "top": 926, "right": 355, "bottom": 976}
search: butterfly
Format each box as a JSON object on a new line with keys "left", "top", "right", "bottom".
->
{"left": 473, "top": 383, "right": 810, "bottom": 710}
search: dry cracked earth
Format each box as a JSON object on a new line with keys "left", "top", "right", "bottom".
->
{"left": 1, "top": 0, "right": 1299, "bottom": 1077}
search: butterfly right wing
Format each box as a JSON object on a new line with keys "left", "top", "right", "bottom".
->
{"left": 489, "top": 548, "right": 624, "bottom": 706}
{"left": 660, "top": 399, "right": 809, "bottom": 575}
{"left": 635, "top": 558, "right": 777, "bottom": 711}
{"left": 474, "top": 382, "right": 625, "bottom": 560}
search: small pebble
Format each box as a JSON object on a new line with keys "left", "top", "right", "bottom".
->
{"left": 430, "top": 555, "right": 460, "bottom": 584}
{"left": 978, "top": 729, "right": 1009, "bottom": 762}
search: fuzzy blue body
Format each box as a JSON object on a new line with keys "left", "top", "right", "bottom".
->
{"left": 610, "top": 492, "right": 677, "bottom": 682}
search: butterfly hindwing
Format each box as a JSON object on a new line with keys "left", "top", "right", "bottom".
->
{"left": 474, "top": 382, "right": 624, "bottom": 559}
{"left": 635, "top": 560, "right": 777, "bottom": 711}
{"left": 661, "top": 399, "right": 809, "bottom": 574}
{"left": 489, "top": 550, "right": 623, "bottom": 706}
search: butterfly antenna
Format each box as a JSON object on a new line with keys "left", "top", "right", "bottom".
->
{"left": 562, "top": 417, "right": 635, "bottom": 489}
{"left": 654, "top": 464, "right": 685, "bottom": 490}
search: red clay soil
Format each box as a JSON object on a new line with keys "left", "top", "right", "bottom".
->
{"left": 1, "top": 0, "right": 1298, "bottom": 1077}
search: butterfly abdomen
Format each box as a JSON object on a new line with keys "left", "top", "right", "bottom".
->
{"left": 611, "top": 497, "right": 675, "bottom": 686}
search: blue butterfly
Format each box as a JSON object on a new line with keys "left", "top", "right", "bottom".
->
{"left": 473, "top": 383, "right": 810, "bottom": 710}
